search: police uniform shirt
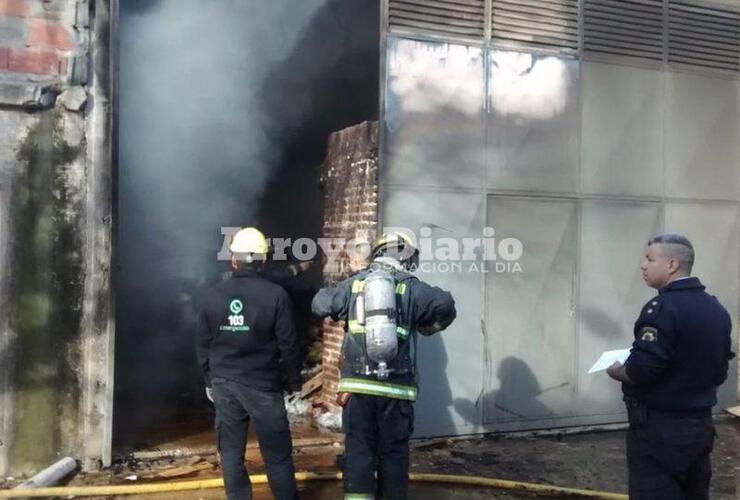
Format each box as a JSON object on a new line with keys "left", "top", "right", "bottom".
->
{"left": 623, "top": 276, "right": 734, "bottom": 413}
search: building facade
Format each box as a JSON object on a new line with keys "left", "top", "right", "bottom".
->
{"left": 379, "top": 0, "right": 740, "bottom": 436}
{"left": 0, "top": 0, "right": 115, "bottom": 475}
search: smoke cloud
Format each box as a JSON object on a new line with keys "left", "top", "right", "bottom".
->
{"left": 116, "top": 0, "right": 378, "bottom": 448}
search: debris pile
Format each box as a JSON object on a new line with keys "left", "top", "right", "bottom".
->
{"left": 285, "top": 395, "right": 311, "bottom": 421}
{"left": 314, "top": 406, "right": 342, "bottom": 432}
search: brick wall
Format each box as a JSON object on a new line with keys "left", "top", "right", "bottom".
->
{"left": 0, "top": 0, "right": 87, "bottom": 83}
{"left": 317, "top": 120, "right": 379, "bottom": 407}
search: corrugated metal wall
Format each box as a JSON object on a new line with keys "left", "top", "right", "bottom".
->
{"left": 380, "top": 0, "right": 740, "bottom": 436}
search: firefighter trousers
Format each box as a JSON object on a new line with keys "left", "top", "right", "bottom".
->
{"left": 342, "top": 393, "right": 415, "bottom": 500}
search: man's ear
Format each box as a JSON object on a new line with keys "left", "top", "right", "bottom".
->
{"left": 231, "top": 256, "right": 238, "bottom": 270}
{"left": 667, "top": 256, "right": 681, "bottom": 275}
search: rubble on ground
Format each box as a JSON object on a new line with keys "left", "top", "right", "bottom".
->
{"left": 314, "top": 406, "right": 342, "bottom": 431}
{"left": 285, "top": 395, "right": 311, "bottom": 420}
{"left": 3, "top": 420, "right": 736, "bottom": 499}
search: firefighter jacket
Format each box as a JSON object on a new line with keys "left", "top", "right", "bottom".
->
{"left": 311, "top": 261, "right": 456, "bottom": 401}
{"left": 196, "top": 268, "right": 302, "bottom": 391}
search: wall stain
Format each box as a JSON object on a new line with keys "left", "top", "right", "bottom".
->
{"left": 9, "top": 110, "right": 84, "bottom": 472}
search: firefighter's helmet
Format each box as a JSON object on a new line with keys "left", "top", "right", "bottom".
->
{"left": 371, "top": 232, "right": 419, "bottom": 269}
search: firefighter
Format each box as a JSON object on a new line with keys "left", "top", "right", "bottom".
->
{"left": 196, "top": 227, "right": 302, "bottom": 500}
{"left": 607, "top": 233, "right": 735, "bottom": 499}
{"left": 312, "top": 232, "right": 457, "bottom": 500}
{"left": 263, "top": 258, "right": 311, "bottom": 285}
{"left": 262, "top": 243, "right": 313, "bottom": 286}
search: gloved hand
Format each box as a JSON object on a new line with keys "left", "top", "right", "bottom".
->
{"left": 205, "top": 387, "right": 214, "bottom": 403}
{"left": 417, "top": 321, "right": 443, "bottom": 335}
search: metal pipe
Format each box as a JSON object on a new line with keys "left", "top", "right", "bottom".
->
{"left": 12, "top": 457, "right": 77, "bottom": 496}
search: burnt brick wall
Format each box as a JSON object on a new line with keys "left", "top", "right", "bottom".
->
{"left": 317, "top": 120, "right": 378, "bottom": 407}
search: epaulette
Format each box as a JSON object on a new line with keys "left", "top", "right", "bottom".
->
{"left": 639, "top": 296, "right": 662, "bottom": 318}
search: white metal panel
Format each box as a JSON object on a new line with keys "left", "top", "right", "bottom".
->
{"left": 665, "top": 72, "right": 740, "bottom": 201}
{"left": 487, "top": 51, "right": 580, "bottom": 193}
{"left": 382, "top": 187, "right": 486, "bottom": 436}
{"left": 577, "top": 201, "right": 661, "bottom": 416}
{"left": 483, "top": 197, "right": 578, "bottom": 424}
{"left": 381, "top": 31, "right": 740, "bottom": 434}
{"left": 665, "top": 202, "right": 740, "bottom": 408}
{"left": 384, "top": 37, "right": 486, "bottom": 190}
{"left": 581, "top": 62, "right": 663, "bottom": 197}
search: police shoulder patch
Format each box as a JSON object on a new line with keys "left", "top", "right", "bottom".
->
{"left": 640, "top": 326, "right": 658, "bottom": 342}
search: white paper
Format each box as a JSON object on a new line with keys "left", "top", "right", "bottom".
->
{"left": 588, "top": 348, "right": 631, "bottom": 374}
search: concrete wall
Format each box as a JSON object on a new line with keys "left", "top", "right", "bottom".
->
{"left": 0, "top": 0, "right": 114, "bottom": 475}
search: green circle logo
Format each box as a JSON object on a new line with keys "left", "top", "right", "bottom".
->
{"left": 229, "top": 299, "right": 243, "bottom": 315}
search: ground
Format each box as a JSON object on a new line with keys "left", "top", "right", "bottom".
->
{"left": 411, "top": 419, "right": 739, "bottom": 498}
{"left": 4, "top": 416, "right": 734, "bottom": 499}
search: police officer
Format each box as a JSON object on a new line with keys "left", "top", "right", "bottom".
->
{"left": 196, "top": 227, "right": 302, "bottom": 500}
{"left": 312, "top": 232, "right": 456, "bottom": 500}
{"left": 607, "top": 233, "right": 735, "bottom": 500}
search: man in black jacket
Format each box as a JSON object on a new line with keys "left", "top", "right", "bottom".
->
{"left": 196, "top": 227, "right": 302, "bottom": 500}
{"left": 607, "top": 233, "right": 735, "bottom": 500}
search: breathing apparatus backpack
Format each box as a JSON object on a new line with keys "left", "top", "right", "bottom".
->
{"left": 354, "top": 268, "right": 399, "bottom": 380}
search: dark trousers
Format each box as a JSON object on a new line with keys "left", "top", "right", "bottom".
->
{"left": 211, "top": 378, "right": 298, "bottom": 500}
{"left": 626, "top": 409, "right": 714, "bottom": 500}
{"left": 342, "top": 394, "right": 414, "bottom": 500}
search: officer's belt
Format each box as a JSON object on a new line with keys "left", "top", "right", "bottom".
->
{"left": 647, "top": 407, "right": 712, "bottom": 419}
{"left": 625, "top": 397, "right": 711, "bottom": 419}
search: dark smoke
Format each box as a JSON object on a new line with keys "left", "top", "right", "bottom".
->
{"left": 116, "top": 0, "right": 378, "bottom": 449}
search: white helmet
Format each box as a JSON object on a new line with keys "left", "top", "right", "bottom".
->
{"left": 230, "top": 227, "right": 268, "bottom": 261}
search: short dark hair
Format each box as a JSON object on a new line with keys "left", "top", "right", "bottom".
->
{"left": 648, "top": 233, "right": 694, "bottom": 275}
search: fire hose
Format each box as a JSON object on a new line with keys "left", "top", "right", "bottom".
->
{"left": 0, "top": 471, "right": 628, "bottom": 498}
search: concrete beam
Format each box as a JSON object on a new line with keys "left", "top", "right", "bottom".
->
{"left": 78, "top": 0, "right": 116, "bottom": 471}
{"left": 0, "top": 81, "right": 57, "bottom": 110}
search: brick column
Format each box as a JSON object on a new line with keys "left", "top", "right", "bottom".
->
{"left": 317, "top": 120, "right": 379, "bottom": 407}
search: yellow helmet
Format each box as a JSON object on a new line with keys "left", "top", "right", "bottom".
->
{"left": 230, "top": 227, "right": 268, "bottom": 256}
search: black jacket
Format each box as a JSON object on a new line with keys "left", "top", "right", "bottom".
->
{"left": 262, "top": 261, "right": 303, "bottom": 287}
{"left": 624, "top": 277, "right": 735, "bottom": 413}
{"left": 311, "top": 261, "right": 456, "bottom": 401}
{"left": 196, "top": 268, "right": 302, "bottom": 390}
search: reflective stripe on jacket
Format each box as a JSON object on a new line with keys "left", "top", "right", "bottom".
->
{"left": 312, "top": 262, "right": 456, "bottom": 401}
